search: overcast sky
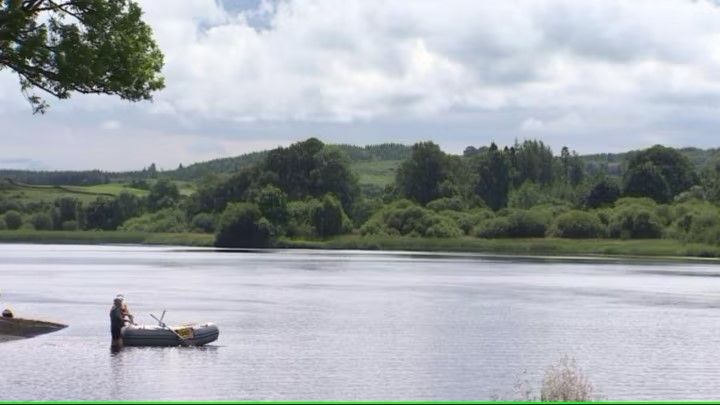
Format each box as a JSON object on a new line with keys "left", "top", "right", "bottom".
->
{"left": 2, "top": 0, "right": 720, "bottom": 171}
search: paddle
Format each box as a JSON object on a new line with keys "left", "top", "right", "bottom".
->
{"left": 150, "top": 312, "right": 195, "bottom": 347}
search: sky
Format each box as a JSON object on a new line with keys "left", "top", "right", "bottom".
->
{"left": 2, "top": 0, "right": 720, "bottom": 171}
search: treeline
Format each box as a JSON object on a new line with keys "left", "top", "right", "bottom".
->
{"left": 0, "top": 170, "right": 112, "bottom": 186}
{"left": 0, "top": 164, "right": 162, "bottom": 186}
{"left": 3, "top": 137, "right": 720, "bottom": 251}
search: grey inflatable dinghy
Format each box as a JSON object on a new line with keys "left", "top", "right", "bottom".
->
{"left": 122, "top": 322, "right": 219, "bottom": 347}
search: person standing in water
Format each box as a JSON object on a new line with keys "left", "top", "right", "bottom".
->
{"left": 110, "top": 297, "right": 125, "bottom": 348}
{"left": 116, "top": 294, "right": 134, "bottom": 325}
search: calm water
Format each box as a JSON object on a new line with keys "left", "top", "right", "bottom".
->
{"left": 1, "top": 244, "right": 720, "bottom": 400}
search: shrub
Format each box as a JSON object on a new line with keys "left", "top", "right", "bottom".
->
{"left": 540, "top": 356, "right": 595, "bottom": 402}
{"left": 424, "top": 217, "right": 463, "bottom": 238}
{"left": 215, "top": 203, "right": 272, "bottom": 247}
{"left": 655, "top": 204, "right": 674, "bottom": 226}
{"left": 287, "top": 199, "right": 321, "bottom": 238}
{"left": 61, "top": 220, "right": 79, "bottom": 231}
{"left": 349, "top": 197, "right": 383, "bottom": 227}
{"left": 4, "top": 210, "right": 22, "bottom": 230}
{"left": 191, "top": 213, "right": 216, "bottom": 233}
{"left": 0, "top": 199, "right": 22, "bottom": 215}
{"left": 608, "top": 206, "right": 663, "bottom": 239}
{"left": 666, "top": 204, "right": 720, "bottom": 244}
{"left": 119, "top": 208, "right": 187, "bottom": 233}
{"left": 0, "top": 219, "right": 6, "bottom": 230}
{"left": 549, "top": 211, "right": 605, "bottom": 238}
{"left": 674, "top": 185, "right": 706, "bottom": 203}
{"left": 426, "top": 197, "right": 465, "bottom": 212}
{"left": 475, "top": 209, "right": 549, "bottom": 238}
{"left": 507, "top": 210, "right": 549, "bottom": 237}
{"left": 474, "top": 217, "right": 511, "bottom": 238}
{"left": 443, "top": 209, "right": 494, "bottom": 235}
{"left": 508, "top": 182, "right": 550, "bottom": 209}
{"left": 31, "top": 212, "right": 53, "bottom": 231}
{"left": 312, "top": 194, "right": 351, "bottom": 238}
{"left": 614, "top": 197, "right": 658, "bottom": 208}
{"left": 360, "top": 200, "right": 462, "bottom": 238}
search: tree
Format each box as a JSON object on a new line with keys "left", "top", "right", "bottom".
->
{"left": 264, "top": 138, "right": 324, "bottom": 200}
{"left": 583, "top": 177, "right": 620, "bottom": 208}
{"left": 31, "top": 212, "right": 53, "bottom": 230}
{"left": 511, "top": 139, "right": 555, "bottom": 186}
{"left": 115, "top": 191, "right": 142, "bottom": 220}
{"left": 473, "top": 143, "right": 510, "bottom": 211}
{"left": 625, "top": 145, "right": 697, "bottom": 198}
{"left": 262, "top": 139, "right": 358, "bottom": 209}
{"left": 567, "top": 151, "right": 585, "bottom": 187}
{"left": 83, "top": 197, "right": 120, "bottom": 230}
{"left": 147, "top": 179, "right": 179, "bottom": 212}
{"left": 623, "top": 162, "right": 672, "bottom": 203}
{"left": 215, "top": 202, "right": 272, "bottom": 247}
{"left": 186, "top": 170, "right": 254, "bottom": 216}
{"left": 52, "top": 196, "right": 80, "bottom": 229}
{"left": 255, "top": 185, "right": 288, "bottom": 227}
{"left": 311, "top": 194, "right": 348, "bottom": 237}
{"left": 396, "top": 141, "right": 451, "bottom": 204}
{"left": 309, "top": 146, "right": 359, "bottom": 209}
{"left": 4, "top": 210, "right": 22, "bottom": 229}
{"left": 1, "top": 0, "right": 164, "bottom": 113}
{"left": 560, "top": 146, "right": 571, "bottom": 181}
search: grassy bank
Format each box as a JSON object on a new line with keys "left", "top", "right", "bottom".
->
{"left": 2, "top": 230, "right": 720, "bottom": 260}
{"left": 0, "top": 230, "right": 214, "bottom": 246}
{"left": 278, "top": 235, "right": 720, "bottom": 259}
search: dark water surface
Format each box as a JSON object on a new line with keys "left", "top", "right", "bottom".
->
{"left": 1, "top": 244, "right": 720, "bottom": 400}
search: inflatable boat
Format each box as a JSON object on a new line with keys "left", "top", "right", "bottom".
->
{"left": 0, "top": 317, "right": 67, "bottom": 339}
{"left": 122, "top": 323, "right": 219, "bottom": 347}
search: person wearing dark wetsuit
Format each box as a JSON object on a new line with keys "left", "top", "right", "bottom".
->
{"left": 110, "top": 297, "right": 125, "bottom": 348}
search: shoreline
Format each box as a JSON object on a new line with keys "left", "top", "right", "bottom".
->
{"left": 1, "top": 230, "right": 719, "bottom": 263}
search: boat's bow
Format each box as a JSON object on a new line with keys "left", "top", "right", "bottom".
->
{"left": 0, "top": 317, "right": 68, "bottom": 338}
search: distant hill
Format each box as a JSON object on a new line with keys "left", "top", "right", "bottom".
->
{"left": 580, "top": 147, "right": 720, "bottom": 177}
{"left": 1, "top": 142, "right": 718, "bottom": 187}
{"left": 0, "top": 143, "right": 413, "bottom": 186}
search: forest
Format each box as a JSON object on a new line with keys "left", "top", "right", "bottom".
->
{"left": 1, "top": 138, "right": 720, "bottom": 254}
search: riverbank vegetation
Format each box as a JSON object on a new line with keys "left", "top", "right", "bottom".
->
{"left": 2, "top": 138, "right": 720, "bottom": 258}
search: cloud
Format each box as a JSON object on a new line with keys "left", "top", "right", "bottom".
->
{"left": 0, "top": 158, "right": 47, "bottom": 170}
{"left": 3, "top": 0, "right": 720, "bottom": 169}
{"left": 101, "top": 120, "right": 121, "bottom": 130}
{"left": 521, "top": 118, "right": 545, "bottom": 132}
{"left": 130, "top": 0, "right": 720, "bottom": 123}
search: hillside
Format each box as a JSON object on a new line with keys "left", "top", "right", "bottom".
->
{"left": 2, "top": 143, "right": 719, "bottom": 191}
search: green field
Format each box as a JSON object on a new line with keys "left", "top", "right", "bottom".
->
{"left": 350, "top": 160, "right": 402, "bottom": 187}
{"left": 0, "top": 180, "right": 194, "bottom": 204}
{"left": 61, "top": 183, "right": 149, "bottom": 196}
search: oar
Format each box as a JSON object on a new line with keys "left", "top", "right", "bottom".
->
{"left": 150, "top": 313, "right": 195, "bottom": 347}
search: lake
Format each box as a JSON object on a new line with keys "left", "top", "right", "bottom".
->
{"left": 1, "top": 244, "right": 719, "bottom": 401}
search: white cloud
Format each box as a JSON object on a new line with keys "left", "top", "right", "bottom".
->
{"left": 129, "top": 0, "right": 720, "bottom": 123}
{"left": 3, "top": 0, "right": 720, "bottom": 169}
{"left": 101, "top": 120, "right": 121, "bottom": 130}
{"left": 521, "top": 118, "right": 545, "bottom": 132}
